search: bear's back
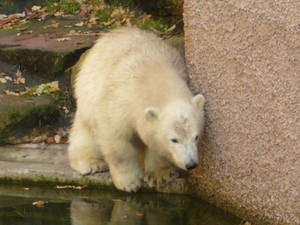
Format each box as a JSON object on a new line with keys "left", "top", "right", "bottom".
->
{"left": 75, "top": 27, "right": 189, "bottom": 110}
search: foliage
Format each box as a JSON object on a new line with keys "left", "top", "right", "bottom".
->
{"left": 46, "top": 0, "right": 81, "bottom": 14}
{"left": 45, "top": 0, "right": 174, "bottom": 34}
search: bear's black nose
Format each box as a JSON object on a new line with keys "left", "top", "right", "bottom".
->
{"left": 186, "top": 162, "right": 198, "bottom": 170}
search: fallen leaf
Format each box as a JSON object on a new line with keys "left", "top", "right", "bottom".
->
{"left": 54, "top": 134, "right": 61, "bottom": 143}
{"left": 32, "top": 5, "right": 42, "bottom": 11}
{"left": 80, "top": 196, "right": 89, "bottom": 199}
{"left": 46, "top": 22, "right": 59, "bottom": 28}
{"left": 54, "top": 11, "right": 64, "bottom": 17}
{"left": 14, "top": 77, "right": 26, "bottom": 84}
{"left": 74, "top": 21, "right": 84, "bottom": 27}
{"left": 56, "top": 37, "right": 71, "bottom": 42}
{"left": 135, "top": 211, "right": 144, "bottom": 216}
{"left": 15, "top": 67, "right": 22, "bottom": 78}
{"left": 89, "top": 17, "right": 98, "bottom": 23}
{"left": 5, "top": 76, "right": 12, "bottom": 81}
{"left": 32, "top": 200, "right": 47, "bottom": 208}
{"left": 0, "top": 72, "right": 8, "bottom": 76}
{"left": 78, "top": 10, "right": 87, "bottom": 17}
{"left": 24, "top": 7, "right": 33, "bottom": 15}
{"left": 103, "top": 19, "right": 115, "bottom": 26}
{"left": 56, "top": 185, "right": 86, "bottom": 190}
{"left": 0, "top": 78, "right": 7, "bottom": 83}
{"left": 0, "top": 76, "right": 12, "bottom": 83}
{"left": 0, "top": 14, "right": 7, "bottom": 20}
{"left": 76, "top": 40, "right": 86, "bottom": 45}
{"left": 4, "top": 90, "right": 19, "bottom": 96}
{"left": 47, "top": 136, "right": 55, "bottom": 144}
{"left": 112, "top": 199, "right": 122, "bottom": 202}
{"left": 167, "top": 24, "right": 176, "bottom": 32}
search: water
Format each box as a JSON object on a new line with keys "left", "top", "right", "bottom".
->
{"left": 0, "top": 184, "right": 242, "bottom": 225}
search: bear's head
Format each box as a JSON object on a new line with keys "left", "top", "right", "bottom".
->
{"left": 142, "top": 94, "right": 205, "bottom": 171}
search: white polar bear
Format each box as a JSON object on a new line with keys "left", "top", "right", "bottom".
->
{"left": 68, "top": 27, "right": 205, "bottom": 192}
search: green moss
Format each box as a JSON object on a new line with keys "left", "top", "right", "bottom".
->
{"left": 0, "top": 96, "right": 59, "bottom": 143}
{"left": 133, "top": 17, "right": 168, "bottom": 32}
{"left": 0, "top": 176, "right": 114, "bottom": 191}
{"left": 46, "top": 0, "right": 81, "bottom": 14}
{"left": 0, "top": 47, "right": 89, "bottom": 79}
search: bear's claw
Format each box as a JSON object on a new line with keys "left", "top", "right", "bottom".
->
{"left": 71, "top": 160, "right": 109, "bottom": 176}
{"left": 144, "top": 169, "right": 180, "bottom": 188}
{"left": 112, "top": 169, "right": 144, "bottom": 192}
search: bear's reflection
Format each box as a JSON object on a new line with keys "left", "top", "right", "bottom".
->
{"left": 70, "top": 194, "right": 241, "bottom": 225}
{"left": 70, "top": 196, "right": 185, "bottom": 225}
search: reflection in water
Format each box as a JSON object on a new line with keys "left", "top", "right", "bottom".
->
{"left": 70, "top": 195, "right": 241, "bottom": 225}
{"left": 0, "top": 186, "right": 241, "bottom": 225}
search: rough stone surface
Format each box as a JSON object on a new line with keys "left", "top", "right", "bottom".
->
{"left": 0, "top": 18, "right": 97, "bottom": 79}
{"left": 0, "top": 95, "right": 59, "bottom": 144}
{"left": 184, "top": 1, "right": 300, "bottom": 225}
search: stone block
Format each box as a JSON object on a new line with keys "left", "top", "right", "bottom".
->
{"left": 184, "top": 1, "right": 300, "bottom": 224}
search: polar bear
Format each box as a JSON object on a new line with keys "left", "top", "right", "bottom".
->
{"left": 68, "top": 27, "right": 205, "bottom": 192}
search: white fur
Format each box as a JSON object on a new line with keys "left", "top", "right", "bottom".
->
{"left": 68, "top": 27, "right": 205, "bottom": 192}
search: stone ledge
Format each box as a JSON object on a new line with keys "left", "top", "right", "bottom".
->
{"left": 0, "top": 144, "right": 187, "bottom": 193}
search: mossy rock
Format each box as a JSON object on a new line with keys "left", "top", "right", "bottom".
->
{"left": 70, "top": 49, "right": 90, "bottom": 98}
{"left": 0, "top": 47, "right": 89, "bottom": 80}
{"left": 0, "top": 95, "right": 59, "bottom": 144}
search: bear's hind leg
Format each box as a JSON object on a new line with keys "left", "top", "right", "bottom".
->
{"left": 68, "top": 117, "right": 108, "bottom": 175}
{"left": 101, "top": 138, "right": 144, "bottom": 192}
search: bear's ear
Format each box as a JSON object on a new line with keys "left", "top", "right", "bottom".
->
{"left": 145, "top": 107, "right": 160, "bottom": 121}
{"left": 192, "top": 94, "right": 205, "bottom": 110}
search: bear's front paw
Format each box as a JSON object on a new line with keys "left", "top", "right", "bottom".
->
{"left": 144, "top": 168, "right": 180, "bottom": 188}
{"left": 112, "top": 169, "right": 144, "bottom": 192}
{"left": 70, "top": 159, "right": 109, "bottom": 175}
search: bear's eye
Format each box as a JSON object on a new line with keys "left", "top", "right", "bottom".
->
{"left": 195, "top": 135, "right": 199, "bottom": 141}
{"left": 170, "top": 138, "right": 179, "bottom": 143}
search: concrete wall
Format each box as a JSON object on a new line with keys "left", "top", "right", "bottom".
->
{"left": 184, "top": 1, "right": 299, "bottom": 224}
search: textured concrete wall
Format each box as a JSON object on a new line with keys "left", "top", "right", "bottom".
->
{"left": 184, "top": 1, "right": 300, "bottom": 225}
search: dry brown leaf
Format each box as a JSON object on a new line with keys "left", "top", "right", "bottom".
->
{"left": 135, "top": 211, "right": 144, "bottom": 216}
{"left": 74, "top": 21, "right": 84, "bottom": 27}
{"left": 80, "top": 196, "right": 89, "bottom": 199}
{"left": 4, "top": 90, "right": 19, "bottom": 96}
{"left": 103, "top": 19, "right": 115, "bottom": 26}
{"left": 56, "top": 185, "right": 86, "bottom": 190}
{"left": 54, "top": 11, "right": 64, "bottom": 17}
{"left": 56, "top": 37, "right": 71, "bottom": 42}
{"left": 32, "top": 6, "right": 42, "bottom": 11}
{"left": 167, "top": 24, "right": 176, "bottom": 32}
{"left": 0, "top": 72, "right": 8, "bottom": 76}
{"left": 46, "top": 22, "right": 59, "bottom": 28}
{"left": 32, "top": 200, "right": 47, "bottom": 208}
{"left": 15, "top": 67, "right": 22, "bottom": 78}
{"left": 0, "top": 78, "right": 7, "bottom": 83}
{"left": 14, "top": 77, "right": 25, "bottom": 84}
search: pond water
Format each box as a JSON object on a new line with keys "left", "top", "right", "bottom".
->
{"left": 0, "top": 184, "right": 242, "bottom": 225}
